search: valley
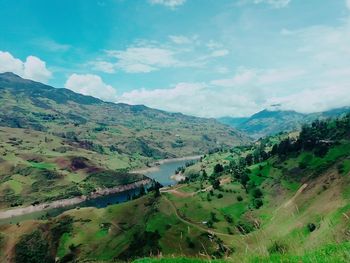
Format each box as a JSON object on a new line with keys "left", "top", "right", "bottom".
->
{"left": 1, "top": 1, "right": 350, "bottom": 262}
{"left": 1, "top": 113, "right": 349, "bottom": 262}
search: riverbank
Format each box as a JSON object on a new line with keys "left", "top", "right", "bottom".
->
{"left": 131, "top": 155, "right": 202, "bottom": 174}
{"left": 0, "top": 178, "right": 152, "bottom": 220}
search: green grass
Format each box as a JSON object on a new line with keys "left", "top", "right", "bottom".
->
{"left": 28, "top": 161, "right": 56, "bottom": 170}
{"left": 5, "top": 179, "right": 23, "bottom": 194}
{"left": 65, "top": 172, "right": 87, "bottom": 183}
{"left": 341, "top": 159, "right": 350, "bottom": 176}
{"left": 308, "top": 142, "right": 350, "bottom": 170}
{"left": 248, "top": 162, "right": 271, "bottom": 187}
{"left": 281, "top": 179, "right": 301, "bottom": 192}
{"left": 95, "top": 228, "right": 109, "bottom": 238}
{"left": 134, "top": 258, "right": 226, "bottom": 263}
{"left": 57, "top": 232, "right": 72, "bottom": 258}
{"left": 146, "top": 214, "right": 178, "bottom": 235}
{"left": 250, "top": 242, "right": 350, "bottom": 263}
{"left": 220, "top": 202, "right": 248, "bottom": 221}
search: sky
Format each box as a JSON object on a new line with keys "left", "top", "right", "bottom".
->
{"left": 0, "top": 0, "right": 350, "bottom": 118}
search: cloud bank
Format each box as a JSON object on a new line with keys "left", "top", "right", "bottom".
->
{"left": 65, "top": 74, "right": 117, "bottom": 101}
{"left": 0, "top": 51, "right": 52, "bottom": 83}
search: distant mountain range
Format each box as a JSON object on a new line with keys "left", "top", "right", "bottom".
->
{"left": 218, "top": 107, "right": 350, "bottom": 139}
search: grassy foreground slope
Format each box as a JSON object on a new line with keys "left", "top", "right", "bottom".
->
{"left": 1, "top": 115, "right": 349, "bottom": 262}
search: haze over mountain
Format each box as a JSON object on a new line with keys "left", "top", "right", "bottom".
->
{"left": 219, "top": 107, "right": 350, "bottom": 139}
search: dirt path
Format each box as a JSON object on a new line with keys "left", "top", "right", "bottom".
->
{"left": 271, "top": 183, "right": 308, "bottom": 221}
{"left": 283, "top": 183, "right": 308, "bottom": 208}
{"left": 163, "top": 195, "right": 233, "bottom": 238}
{"left": 0, "top": 179, "right": 152, "bottom": 220}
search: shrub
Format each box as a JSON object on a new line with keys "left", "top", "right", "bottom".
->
{"left": 224, "top": 214, "right": 233, "bottom": 223}
{"left": 252, "top": 188, "right": 263, "bottom": 198}
{"left": 268, "top": 241, "right": 288, "bottom": 254}
{"left": 307, "top": 223, "right": 317, "bottom": 232}
{"left": 186, "top": 237, "right": 195, "bottom": 249}
{"left": 211, "top": 212, "right": 219, "bottom": 222}
{"left": 217, "top": 193, "right": 223, "bottom": 199}
{"left": 236, "top": 220, "right": 255, "bottom": 234}
{"left": 213, "top": 163, "right": 224, "bottom": 174}
{"left": 253, "top": 198, "right": 263, "bottom": 209}
{"left": 237, "top": 195, "right": 243, "bottom": 202}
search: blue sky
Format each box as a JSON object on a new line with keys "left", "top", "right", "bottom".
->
{"left": 1, "top": 0, "right": 350, "bottom": 117}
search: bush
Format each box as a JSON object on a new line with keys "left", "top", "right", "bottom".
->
{"left": 213, "top": 163, "right": 224, "bottom": 174}
{"left": 212, "top": 179, "right": 221, "bottom": 189}
{"left": 252, "top": 188, "right": 263, "bottom": 198}
{"left": 236, "top": 220, "right": 255, "bottom": 234}
{"left": 268, "top": 241, "right": 288, "bottom": 254}
{"left": 307, "top": 223, "right": 317, "bottom": 232}
{"left": 186, "top": 237, "right": 195, "bottom": 249}
{"left": 237, "top": 195, "right": 243, "bottom": 202}
{"left": 217, "top": 193, "right": 223, "bottom": 199}
{"left": 224, "top": 214, "right": 233, "bottom": 223}
{"left": 253, "top": 198, "right": 263, "bottom": 209}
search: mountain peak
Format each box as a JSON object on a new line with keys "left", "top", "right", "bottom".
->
{"left": 0, "top": 72, "right": 23, "bottom": 79}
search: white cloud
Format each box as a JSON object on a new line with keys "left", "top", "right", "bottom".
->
{"left": 0, "top": 51, "right": 23, "bottom": 75}
{"left": 347, "top": 0, "right": 350, "bottom": 10}
{"left": 210, "top": 49, "right": 229, "bottom": 57}
{"left": 90, "top": 61, "right": 116, "bottom": 73}
{"left": 65, "top": 73, "right": 117, "bottom": 101}
{"left": 206, "top": 40, "right": 223, "bottom": 50}
{"left": 211, "top": 69, "right": 256, "bottom": 87}
{"left": 0, "top": 51, "right": 52, "bottom": 83}
{"left": 119, "top": 82, "right": 260, "bottom": 117}
{"left": 268, "top": 85, "right": 350, "bottom": 113}
{"left": 169, "top": 35, "right": 192, "bottom": 44}
{"left": 252, "top": 0, "right": 291, "bottom": 8}
{"left": 149, "top": 0, "right": 186, "bottom": 8}
{"left": 107, "top": 47, "right": 179, "bottom": 73}
{"left": 23, "top": 56, "right": 52, "bottom": 83}
{"left": 211, "top": 68, "right": 305, "bottom": 87}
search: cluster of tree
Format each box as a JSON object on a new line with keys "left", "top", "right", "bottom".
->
{"left": 231, "top": 165, "right": 264, "bottom": 209}
{"left": 15, "top": 216, "right": 74, "bottom": 263}
{"left": 271, "top": 115, "right": 350, "bottom": 159}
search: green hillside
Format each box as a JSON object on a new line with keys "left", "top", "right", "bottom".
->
{"left": 1, "top": 115, "right": 349, "bottom": 262}
{"left": 0, "top": 72, "right": 247, "bottom": 209}
{"left": 0, "top": 72, "right": 247, "bottom": 160}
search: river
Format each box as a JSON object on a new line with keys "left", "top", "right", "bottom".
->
{"left": 0, "top": 157, "right": 199, "bottom": 225}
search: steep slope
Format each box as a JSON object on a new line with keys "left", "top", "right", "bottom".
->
{"left": 219, "top": 107, "right": 350, "bottom": 139}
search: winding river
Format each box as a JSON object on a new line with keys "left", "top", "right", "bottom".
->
{"left": 0, "top": 157, "right": 199, "bottom": 225}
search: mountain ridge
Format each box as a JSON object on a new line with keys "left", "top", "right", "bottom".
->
{"left": 218, "top": 107, "right": 350, "bottom": 139}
